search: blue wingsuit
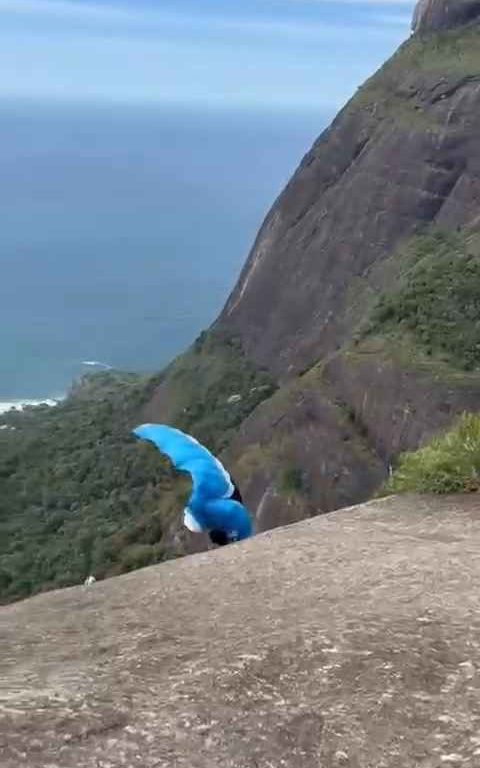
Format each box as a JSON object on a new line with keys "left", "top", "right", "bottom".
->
{"left": 133, "top": 424, "right": 253, "bottom": 545}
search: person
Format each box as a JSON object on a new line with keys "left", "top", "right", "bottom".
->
{"left": 133, "top": 423, "right": 253, "bottom": 546}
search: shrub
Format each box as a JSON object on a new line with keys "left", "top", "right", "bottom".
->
{"left": 118, "top": 544, "right": 157, "bottom": 573}
{"left": 281, "top": 467, "right": 304, "bottom": 494}
{"left": 384, "top": 413, "right": 480, "bottom": 494}
{"left": 367, "top": 233, "right": 480, "bottom": 370}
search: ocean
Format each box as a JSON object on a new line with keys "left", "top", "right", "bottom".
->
{"left": 0, "top": 100, "right": 327, "bottom": 402}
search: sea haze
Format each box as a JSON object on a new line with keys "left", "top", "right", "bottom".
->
{"left": 0, "top": 100, "right": 328, "bottom": 400}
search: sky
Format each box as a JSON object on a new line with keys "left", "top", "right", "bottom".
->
{"left": 0, "top": 0, "right": 417, "bottom": 111}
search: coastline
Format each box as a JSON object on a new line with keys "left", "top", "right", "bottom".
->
{"left": 0, "top": 363, "right": 113, "bottom": 416}
{"left": 0, "top": 398, "right": 61, "bottom": 415}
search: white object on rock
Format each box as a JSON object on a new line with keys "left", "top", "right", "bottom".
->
{"left": 84, "top": 575, "right": 96, "bottom": 587}
{"left": 227, "top": 394, "right": 242, "bottom": 404}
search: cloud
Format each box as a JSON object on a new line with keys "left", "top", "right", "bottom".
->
{"left": 0, "top": 0, "right": 410, "bottom": 42}
{"left": 0, "top": 0, "right": 135, "bottom": 21}
{"left": 0, "top": 0, "right": 412, "bottom": 108}
{"left": 289, "top": 0, "right": 414, "bottom": 5}
{"left": 0, "top": 0, "right": 415, "bottom": 26}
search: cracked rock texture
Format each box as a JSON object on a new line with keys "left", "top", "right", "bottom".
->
{"left": 1, "top": 495, "right": 480, "bottom": 767}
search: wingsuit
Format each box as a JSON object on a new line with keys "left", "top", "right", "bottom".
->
{"left": 133, "top": 424, "right": 253, "bottom": 546}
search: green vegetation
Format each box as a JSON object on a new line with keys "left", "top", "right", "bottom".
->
{"left": 391, "top": 23, "right": 480, "bottom": 79}
{"left": 160, "top": 331, "right": 276, "bottom": 453}
{"left": 0, "top": 371, "right": 175, "bottom": 602}
{"left": 281, "top": 466, "right": 304, "bottom": 495}
{"left": 384, "top": 413, "right": 480, "bottom": 494}
{"left": 366, "top": 231, "right": 480, "bottom": 371}
{"left": 0, "top": 332, "right": 275, "bottom": 603}
{"left": 351, "top": 23, "right": 480, "bottom": 128}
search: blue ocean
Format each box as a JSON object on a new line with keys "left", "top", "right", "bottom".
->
{"left": 0, "top": 100, "right": 327, "bottom": 401}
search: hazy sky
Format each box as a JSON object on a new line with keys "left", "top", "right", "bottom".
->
{"left": 1, "top": 0, "right": 416, "bottom": 109}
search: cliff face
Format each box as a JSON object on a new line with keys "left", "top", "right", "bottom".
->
{"left": 412, "top": 0, "right": 480, "bottom": 33}
{"left": 217, "top": 15, "right": 480, "bottom": 378}
{"left": 147, "top": 2, "right": 480, "bottom": 528}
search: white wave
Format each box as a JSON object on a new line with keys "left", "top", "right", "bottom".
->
{"left": 81, "top": 360, "right": 112, "bottom": 370}
{"left": 0, "top": 398, "right": 60, "bottom": 415}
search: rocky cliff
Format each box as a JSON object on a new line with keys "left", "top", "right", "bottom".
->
{"left": 413, "top": 0, "right": 480, "bottom": 33}
{"left": 218, "top": 1, "right": 480, "bottom": 377}
{"left": 145, "top": 0, "right": 480, "bottom": 528}
{"left": 2, "top": 495, "right": 480, "bottom": 767}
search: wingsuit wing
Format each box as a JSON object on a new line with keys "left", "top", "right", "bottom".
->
{"left": 132, "top": 423, "right": 234, "bottom": 501}
{"left": 133, "top": 423, "right": 253, "bottom": 541}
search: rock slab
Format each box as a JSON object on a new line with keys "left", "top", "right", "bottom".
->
{"left": 2, "top": 495, "right": 480, "bottom": 766}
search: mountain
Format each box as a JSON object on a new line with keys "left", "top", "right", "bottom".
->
{"left": 2, "top": 0, "right": 480, "bottom": 601}
{"left": 145, "top": 0, "right": 480, "bottom": 527}
{"left": 2, "top": 494, "right": 480, "bottom": 767}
